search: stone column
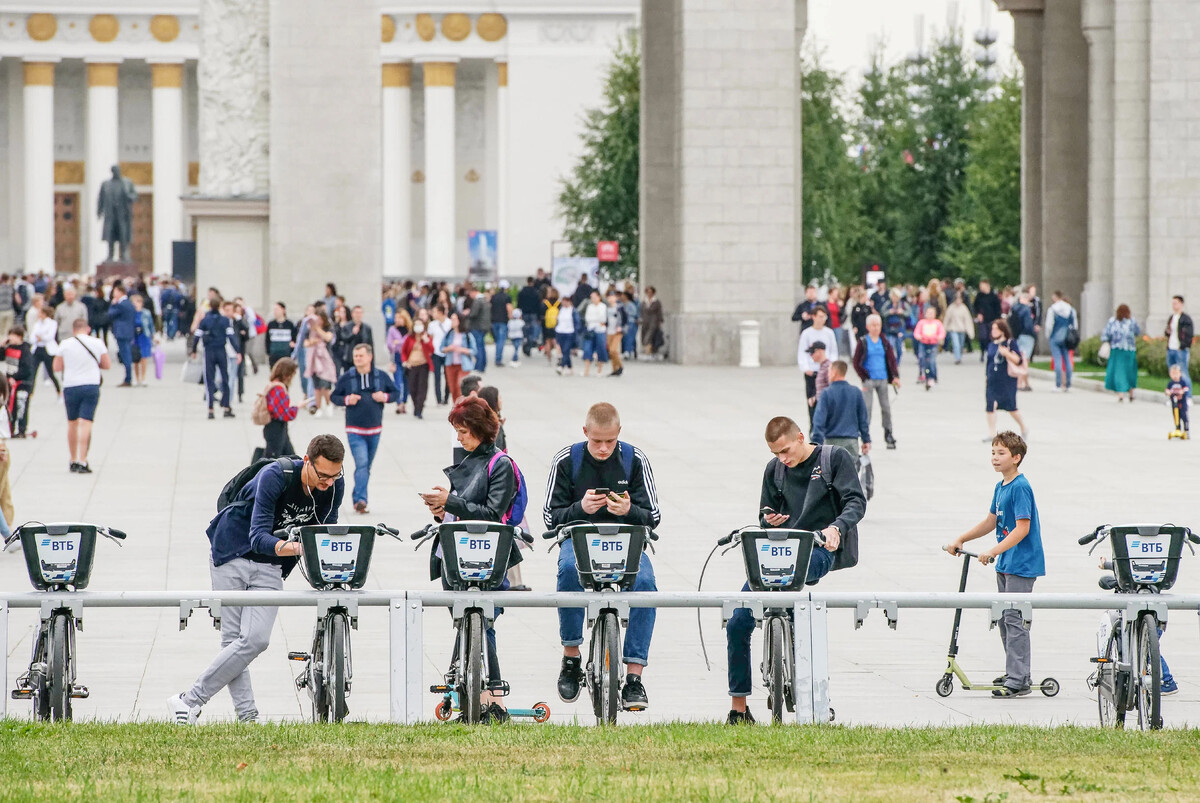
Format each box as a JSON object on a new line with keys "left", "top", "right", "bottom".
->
{"left": 1111, "top": 0, "right": 1150, "bottom": 321}
{"left": 382, "top": 62, "right": 412, "bottom": 276}
{"left": 999, "top": 2, "right": 1045, "bottom": 293}
{"left": 420, "top": 60, "right": 457, "bottom": 278}
{"left": 86, "top": 62, "right": 121, "bottom": 270}
{"left": 151, "top": 61, "right": 185, "bottom": 276}
{"left": 1080, "top": 0, "right": 1114, "bottom": 337}
{"left": 496, "top": 60, "right": 509, "bottom": 276}
{"left": 22, "top": 61, "right": 56, "bottom": 274}
{"left": 793, "top": 2, "right": 808, "bottom": 301}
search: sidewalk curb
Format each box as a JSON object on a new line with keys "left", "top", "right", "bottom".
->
{"left": 1027, "top": 366, "right": 1167, "bottom": 405}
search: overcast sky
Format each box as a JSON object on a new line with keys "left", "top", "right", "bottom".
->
{"left": 806, "top": 0, "right": 1016, "bottom": 82}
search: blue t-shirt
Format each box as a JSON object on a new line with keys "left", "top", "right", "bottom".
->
{"left": 382, "top": 298, "right": 397, "bottom": 327}
{"left": 864, "top": 336, "right": 887, "bottom": 380}
{"left": 989, "top": 474, "right": 1045, "bottom": 578}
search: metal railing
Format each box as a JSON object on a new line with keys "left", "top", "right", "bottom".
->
{"left": 3, "top": 589, "right": 1199, "bottom": 724}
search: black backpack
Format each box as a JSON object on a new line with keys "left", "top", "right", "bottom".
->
{"left": 216, "top": 456, "right": 298, "bottom": 513}
{"left": 772, "top": 445, "right": 859, "bottom": 572}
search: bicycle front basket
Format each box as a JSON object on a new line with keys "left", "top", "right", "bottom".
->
{"left": 740, "top": 528, "right": 818, "bottom": 593}
{"left": 438, "top": 521, "right": 516, "bottom": 591}
{"left": 296, "top": 525, "right": 378, "bottom": 589}
{"left": 18, "top": 523, "right": 99, "bottom": 591}
{"left": 569, "top": 524, "right": 648, "bottom": 591}
{"left": 1107, "top": 524, "right": 1186, "bottom": 591}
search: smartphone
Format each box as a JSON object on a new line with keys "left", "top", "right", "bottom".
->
{"left": 760, "top": 506, "right": 778, "bottom": 515}
{"left": 592, "top": 488, "right": 611, "bottom": 496}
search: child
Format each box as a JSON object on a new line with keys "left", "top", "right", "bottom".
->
{"left": 507, "top": 309, "right": 524, "bottom": 368}
{"left": 1166, "top": 363, "right": 1190, "bottom": 439}
{"left": 948, "top": 431, "right": 1044, "bottom": 697}
{"left": 912, "top": 306, "right": 946, "bottom": 388}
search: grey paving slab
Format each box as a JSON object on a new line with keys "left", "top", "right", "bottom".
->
{"left": 3, "top": 342, "right": 1200, "bottom": 727}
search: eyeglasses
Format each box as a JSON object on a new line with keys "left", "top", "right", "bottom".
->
{"left": 312, "top": 465, "right": 344, "bottom": 482}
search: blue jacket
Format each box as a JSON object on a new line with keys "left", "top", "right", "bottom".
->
{"left": 108, "top": 297, "right": 136, "bottom": 340}
{"left": 811, "top": 380, "right": 871, "bottom": 444}
{"left": 331, "top": 366, "right": 399, "bottom": 435}
{"left": 206, "top": 458, "right": 344, "bottom": 575}
{"left": 193, "top": 310, "right": 241, "bottom": 353}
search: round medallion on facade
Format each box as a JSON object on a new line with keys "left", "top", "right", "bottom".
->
{"left": 26, "top": 13, "right": 57, "bottom": 41}
{"left": 441, "top": 13, "right": 471, "bottom": 41}
{"left": 88, "top": 14, "right": 119, "bottom": 42}
{"left": 381, "top": 14, "right": 395, "bottom": 43}
{"left": 415, "top": 13, "right": 435, "bottom": 41}
{"left": 150, "top": 15, "right": 180, "bottom": 42}
{"left": 476, "top": 13, "right": 507, "bottom": 42}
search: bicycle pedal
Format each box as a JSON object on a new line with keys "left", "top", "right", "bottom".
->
{"left": 70, "top": 685, "right": 89, "bottom": 699}
{"left": 1090, "top": 657, "right": 1110, "bottom": 664}
{"left": 287, "top": 652, "right": 310, "bottom": 662}
{"left": 622, "top": 703, "right": 647, "bottom": 712}
{"left": 487, "top": 681, "right": 511, "bottom": 696}
{"left": 10, "top": 689, "right": 32, "bottom": 700}
{"left": 430, "top": 684, "right": 451, "bottom": 694}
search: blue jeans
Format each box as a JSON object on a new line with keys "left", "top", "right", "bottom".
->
{"left": 492, "top": 323, "right": 508, "bottom": 365}
{"left": 916, "top": 342, "right": 938, "bottom": 382}
{"left": 431, "top": 354, "right": 447, "bottom": 404}
{"left": 346, "top": 432, "right": 380, "bottom": 506}
{"left": 581, "top": 331, "right": 609, "bottom": 363}
{"left": 557, "top": 544, "right": 656, "bottom": 665}
{"left": 1167, "top": 348, "right": 1191, "bottom": 390}
{"left": 949, "top": 331, "right": 965, "bottom": 362}
{"left": 557, "top": 332, "right": 575, "bottom": 369}
{"left": 727, "top": 547, "right": 833, "bottom": 696}
{"left": 165, "top": 309, "right": 178, "bottom": 339}
{"left": 523, "top": 319, "right": 542, "bottom": 353}
{"left": 623, "top": 324, "right": 639, "bottom": 356}
{"left": 203, "top": 347, "right": 230, "bottom": 409}
{"left": 1159, "top": 628, "right": 1174, "bottom": 686}
{"left": 392, "top": 365, "right": 407, "bottom": 404}
{"left": 470, "top": 330, "right": 487, "bottom": 372}
{"left": 1050, "top": 341, "right": 1072, "bottom": 388}
{"left": 116, "top": 337, "right": 134, "bottom": 384}
{"left": 508, "top": 338, "right": 522, "bottom": 363}
{"left": 887, "top": 333, "right": 904, "bottom": 363}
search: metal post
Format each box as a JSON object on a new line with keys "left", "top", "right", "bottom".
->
{"left": 810, "top": 601, "right": 830, "bottom": 723}
{"left": 793, "top": 598, "right": 814, "bottom": 724}
{"left": 405, "top": 598, "right": 423, "bottom": 724}
{"left": 389, "top": 598, "right": 405, "bottom": 723}
{"left": 0, "top": 601, "right": 7, "bottom": 720}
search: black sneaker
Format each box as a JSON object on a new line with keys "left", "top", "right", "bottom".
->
{"left": 557, "top": 656, "right": 584, "bottom": 703}
{"left": 487, "top": 703, "right": 511, "bottom": 724}
{"left": 621, "top": 674, "right": 648, "bottom": 711}
{"left": 992, "top": 685, "right": 1031, "bottom": 698}
{"left": 69, "top": 462, "right": 80, "bottom": 473}
{"left": 725, "top": 708, "right": 757, "bottom": 725}
{"left": 223, "top": 409, "right": 236, "bottom": 419}
{"left": 76, "top": 464, "right": 92, "bottom": 474}
{"left": 207, "top": 410, "right": 215, "bottom": 420}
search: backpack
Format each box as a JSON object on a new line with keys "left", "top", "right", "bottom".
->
{"left": 487, "top": 451, "right": 528, "bottom": 527}
{"left": 216, "top": 456, "right": 297, "bottom": 513}
{"left": 254, "top": 314, "right": 267, "bottom": 336}
{"left": 251, "top": 381, "right": 282, "bottom": 426}
{"left": 771, "top": 445, "right": 859, "bottom": 572}
{"left": 544, "top": 300, "right": 560, "bottom": 329}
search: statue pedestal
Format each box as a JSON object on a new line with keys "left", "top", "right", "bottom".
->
{"left": 181, "top": 195, "right": 269, "bottom": 304}
{"left": 95, "top": 261, "right": 137, "bottom": 282}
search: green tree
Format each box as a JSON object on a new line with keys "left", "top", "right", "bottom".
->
{"left": 940, "top": 73, "right": 1022, "bottom": 286}
{"left": 801, "top": 52, "right": 870, "bottom": 286}
{"left": 557, "top": 31, "right": 640, "bottom": 280}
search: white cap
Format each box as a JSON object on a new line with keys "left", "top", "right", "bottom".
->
{"left": 499, "top": 279, "right": 511, "bottom": 289}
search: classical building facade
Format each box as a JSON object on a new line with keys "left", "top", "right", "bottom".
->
{"left": 0, "top": 3, "right": 636, "bottom": 284}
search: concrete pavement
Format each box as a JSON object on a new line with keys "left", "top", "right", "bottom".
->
{"left": 2, "top": 341, "right": 1199, "bottom": 727}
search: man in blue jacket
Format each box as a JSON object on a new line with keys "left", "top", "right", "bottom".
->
{"left": 107, "top": 284, "right": 136, "bottom": 386}
{"left": 332, "top": 343, "right": 399, "bottom": 514}
{"left": 168, "top": 434, "right": 345, "bottom": 724}
{"left": 810, "top": 360, "right": 871, "bottom": 458}
{"left": 192, "top": 299, "right": 242, "bottom": 419}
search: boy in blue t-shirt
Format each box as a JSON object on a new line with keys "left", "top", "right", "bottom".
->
{"left": 949, "top": 431, "right": 1045, "bottom": 697}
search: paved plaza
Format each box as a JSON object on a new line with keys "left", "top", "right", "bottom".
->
{"left": 2, "top": 342, "right": 1199, "bottom": 727}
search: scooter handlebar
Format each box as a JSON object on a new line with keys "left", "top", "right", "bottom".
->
{"left": 944, "top": 544, "right": 994, "bottom": 564}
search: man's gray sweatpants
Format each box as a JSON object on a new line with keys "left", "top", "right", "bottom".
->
{"left": 182, "top": 558, "right": 282, "bottom": 720}
{"left": 996, "top": 573, "right": 1035, "bottom": 689}
{"left": 861, "top": 379, "right": 893, "bottom": 436}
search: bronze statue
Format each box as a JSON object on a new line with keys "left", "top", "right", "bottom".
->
{"left": 97, "top": 164, "right": 137, "bottom": 263}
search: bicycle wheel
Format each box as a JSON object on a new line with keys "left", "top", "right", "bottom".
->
{"left": 462, "top": 611, "right": 485, "bottom": 725}
{"left": 311, "top": 628, "right": 329, "bottom": 723}
{"left": 329, "top": 614, "right": 349, "bottom": 723}
{"left": 597, "top": 613, "right": 620, "bottom": 725}
{"left": 29, "top": 624, "right": 50, "bottom": 722}
{"left": 1136, "top": 616, "right": 1162, "bottom": 731}
{"left": 47, "top": 614, "right": 73, "bottom": 722}
{"left": 768, "top": 617, "right": 786, "bottom": 724}
{"left": 1096, "top": 631, "right": 1123, "bottom": 728}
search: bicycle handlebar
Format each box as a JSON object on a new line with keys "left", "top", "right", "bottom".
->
{"left": 718, "top": 526, "right": 826, "bottom": 548}
{"left": 1078, "top": 527, "right": 1102, "bottom": 546}
{"left": 542, "top": 522, "right": 660, "bottom": 543}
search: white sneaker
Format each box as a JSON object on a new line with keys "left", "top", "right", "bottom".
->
{"left": 168, "top": 693, "right": 200, "bottom": 725}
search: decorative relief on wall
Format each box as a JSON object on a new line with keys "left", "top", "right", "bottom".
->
{"left": 150, "top": 14, "right": 180, "bottom": 42}
{"left": 381, "top": 14, "right": 395, "bottom": 43}
{"left": 88, "top": 14, "right": 119, "bottom": 42}
{"left": 26, "top": 13, "right": 57, "bottom": 41}
{"left": 476, "top": 14, "right": 507, "bottom": 42}
{"left": 441, "top": 13, "right": 471, "bottom": 41}
{"left": 412, "top": 170, "right": 425, "bottom": 184}
{"left": 540, "top": 21, "right": 595, "bottom": 44}
{"left": 415, "top": 13, "right": 435, "bottom": 42}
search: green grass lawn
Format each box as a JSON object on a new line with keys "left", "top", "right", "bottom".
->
{"left": 3, "top": 721, "right": 1199, "bottom": 802}
{"left": 1030, "top": 360, "right": 1169, "bottom": 393}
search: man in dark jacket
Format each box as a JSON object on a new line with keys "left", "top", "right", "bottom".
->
{"left": 489, "top": 285, "right": 512, "bottom": 367}
{"left": 168, "top": 435, "right": 345, "bottom": 725}
{"left": 810, "top": 361, "right": 871, "bottom": 457}
{"left": 465, "top": 286, "right": 490, "bottom": 372}
{"left": 343, "top": 305, "right": 374, "bottom": 352}
{"left": 852, "top": 314, "right": 900, "bottom": 449}
{"left": 725, "top": 415, "right": 866, "bottom": 724}
{"left": 517, "top": 277, "right": 543, "bottom": 354}
{"left": 331, "top": 343, "right": 399, "bottom": 514}
{"left": 1165, "top": 294, "right": 1194, "bottom": 390}
{"left": 543, "top": 402, "right": 662, "bottom": 712}
{"left": 972, "top": 279, "right": 1002, "bottom": 361}
{"left": 107, "top": 284, "right": 137, "bottom": 386}
{"left": 791, "top": 284, "right": 826, "bottom": 333}
{"left": 192, "top": 300, "right": 242, "bottom": 419}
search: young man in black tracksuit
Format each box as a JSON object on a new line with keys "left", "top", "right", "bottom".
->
{"left": 331, "top": 343, "right": 399, "bottom": 514}
{"left": 543, "top": 402, "right": 662, "bottom": 712}
{"left": 725, "top": 415, "right": 866, "bottom": 724}
{"left": 192, "top": 299, "right": 242, "bottom": 419}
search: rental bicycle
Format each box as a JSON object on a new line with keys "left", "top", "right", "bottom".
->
{"left": 1080, "top": 524, "right": 1198, "bottom": 731}
{"left": 5, "top": 522, "right": 126, "bottom": 721}
{"left": 544, "top": 522, "right": 656, "bottom": 724}
{"left": 279, "top": 522, "right": 402, "bottom": 723}
{"left": 414, "top": 520, "right": 532, "bottom": 725}
{"left": 714, "top": 526, "right": 821, "bottom": 724}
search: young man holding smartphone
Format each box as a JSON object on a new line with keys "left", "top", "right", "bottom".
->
{"left": 543, "top": 402, "right": 661, "bottom": 711}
